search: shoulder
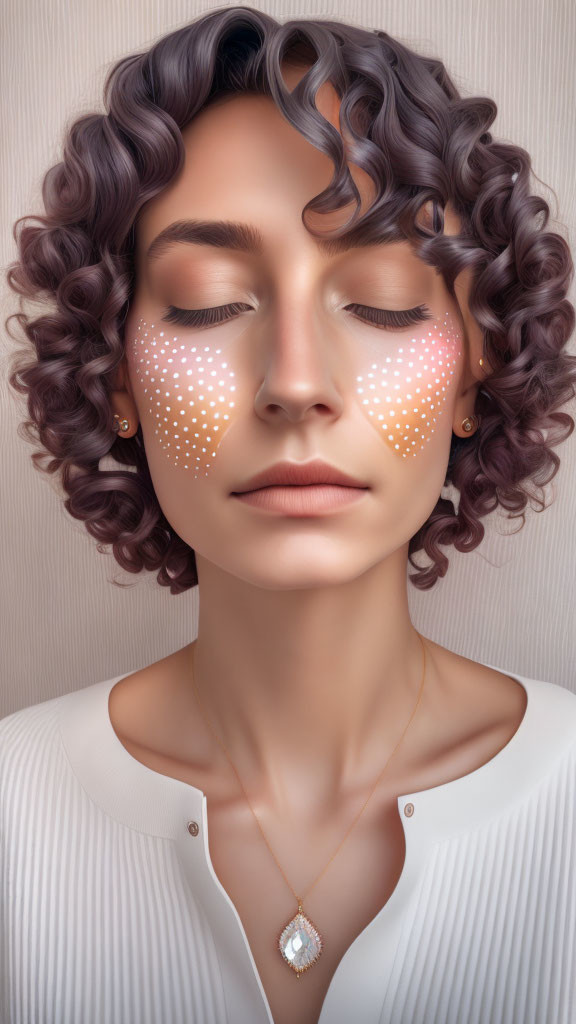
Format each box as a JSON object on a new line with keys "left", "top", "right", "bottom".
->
{"left": 520, "top": 671, "right": 576, "bottom": 744}
{"left": 0, "top": 674, "right": 127, "bottom": 786}
{"left": 0, "top": 688, "right": 69, "bottom": 755}
{"left": 0, "top": 677, "right": 103, "bottom": 737}
{"left": 430, "top": 637, "right": 576, "bottom": 712}
{"left": 0, "top": 648, "right": 183, "bottom": 765}
{"left": 0, "top": 674, "right": 137, "bottom": 855}
{"left": 425, "top": 640, "right": 576, "bottom": 762}
{"left": 469, "top": 656, "right": 576, "bottom": 769}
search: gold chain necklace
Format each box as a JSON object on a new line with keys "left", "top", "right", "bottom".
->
{"left": 188, "top": 631, "right": 427, "bottom": 977}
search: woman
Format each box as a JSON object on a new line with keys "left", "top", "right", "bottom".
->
{"left": 3, "top": 7, "right": 576, "bottom": 1023}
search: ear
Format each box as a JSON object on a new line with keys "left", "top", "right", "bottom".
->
{"left": 442, "top": 200, "right": 490, "bottom": 438}
{"left": 109, "top": 356, "right": 139, "bottom": 438}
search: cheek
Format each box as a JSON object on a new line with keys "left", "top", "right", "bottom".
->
{"left": 353, "top": 309, "right": 464, "bottom": 458}
{"left": 129, "top": 309, "right": 464, "bottom": 476}
{"left": 129, "top": 318, "right": 239, "bottom": 477}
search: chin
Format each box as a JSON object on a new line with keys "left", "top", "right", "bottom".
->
{"left": 198, "top": 543, "right": 381, "bottom": 592}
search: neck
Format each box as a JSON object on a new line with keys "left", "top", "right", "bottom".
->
{"left": 187, "top": 548, "right": 438, "bottom": 816}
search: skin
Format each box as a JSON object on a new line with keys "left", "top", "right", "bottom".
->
{"left": 108, "top": 62, "right": 528, "bottom": 1022}
{"left": 108, "top": 61, "right": 516, "bottom": 804}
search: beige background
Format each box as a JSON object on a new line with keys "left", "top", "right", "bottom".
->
{"left": 1, "top": 0, "right": 575, "bottom": 716}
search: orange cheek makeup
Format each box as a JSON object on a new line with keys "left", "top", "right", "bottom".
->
{"left": 353, "top": 309, "right": 463, "bottom": 458}
{"left": 130, "top": 317, "right": 239, "bottom": 476}
{"left": 130, "top": 307, "right": 463, "bottom": 477}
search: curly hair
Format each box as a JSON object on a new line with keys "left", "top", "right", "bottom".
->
{"left": 6, "top": 4, "right": 576, "bottom": 592}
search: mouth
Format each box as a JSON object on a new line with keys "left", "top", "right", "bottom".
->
{"left": 231, "top": 458, "right": 369, "bottom": 493}
{"left": 231, "top": 482, "right": 369, "bottom": 516}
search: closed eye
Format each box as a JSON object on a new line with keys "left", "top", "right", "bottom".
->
{"left": 160, "top": 302, "right": 432, "bottom": 330}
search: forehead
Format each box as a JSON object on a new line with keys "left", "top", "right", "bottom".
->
{"left": 136, "top": 91, "right": 383, "bottom": 260}
{"left": 135, "top": 90, "right": 462, "bottom": 270}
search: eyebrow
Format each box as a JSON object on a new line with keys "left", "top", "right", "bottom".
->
{"left": 145, "top": 218, "right": 401, "bottom": 264}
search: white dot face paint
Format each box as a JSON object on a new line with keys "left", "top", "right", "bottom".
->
{"left": 130, "top": 307, "right": 463, "bottom": 477}
{"left": 351, "top": 308, "right": 463, "bottom": 458}
{"left": 130, "top": 317, "right": 239, "bottom": 477}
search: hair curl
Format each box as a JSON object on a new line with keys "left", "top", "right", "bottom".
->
{"left": 6, "top": 4, "right": 576, "bottom": 592}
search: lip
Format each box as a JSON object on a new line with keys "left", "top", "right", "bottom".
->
{"left": 231, "top": 459, "right": 369, "bottom": 493}
{"left": 232, "top": 483, "right": 368, "bottom": 516}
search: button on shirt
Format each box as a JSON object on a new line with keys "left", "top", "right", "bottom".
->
{"left": 1, "top": 661, "right": 576, "bottom": 1023}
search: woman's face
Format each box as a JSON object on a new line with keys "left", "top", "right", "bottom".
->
{"left": 119, "top": 77, "right": 480, "bottom": 590}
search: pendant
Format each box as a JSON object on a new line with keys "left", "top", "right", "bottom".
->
{"left": 278, "top": 900, "right": 323, "bottom": 976}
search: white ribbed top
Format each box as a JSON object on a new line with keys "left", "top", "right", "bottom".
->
{"left": 1, "top": 661, "right": 576, "bottom": 1024}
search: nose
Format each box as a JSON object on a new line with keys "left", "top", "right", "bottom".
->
{"left": 252, "top": 294, "right": 345, "bottom": 426}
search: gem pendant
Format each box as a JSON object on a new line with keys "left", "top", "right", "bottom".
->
{"left": 278, "top": 900, "right": 323, "bottom": 975}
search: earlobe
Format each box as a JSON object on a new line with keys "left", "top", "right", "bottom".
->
{"left": 451, "top": 366, "right": 483, "bottom": 438}
{"left": 110, "top": 359, "right": 139, "bottom": 437}
{"left": 460, "top": 413, "right": 481, "bottom": 435}
{"left": 110, "top": 404, "right": 139, "bottom": 437}
{"left": 112, "top": 414, "right": 132, "bottom": 435}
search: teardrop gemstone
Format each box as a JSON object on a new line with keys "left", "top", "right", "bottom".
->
{"left": 278, "top": 910, "right": 323, "bottom": 974}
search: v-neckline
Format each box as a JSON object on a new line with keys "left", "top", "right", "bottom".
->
{"left": 55, "top": 660, "right": 556, "bottom": 1023}
{"left": 193, "top": 667, "right": 532, "bottom": 1023}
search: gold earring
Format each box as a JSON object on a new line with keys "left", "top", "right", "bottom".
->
{"left": 113, "top": 414, "right": 130, "bottom": 433}
{"left": 461, "top": 415, "right": 477, "bottom": 433}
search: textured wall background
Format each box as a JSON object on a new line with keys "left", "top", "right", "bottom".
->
{"left": 1, "top": 0, "right": 575, "bottom": 715}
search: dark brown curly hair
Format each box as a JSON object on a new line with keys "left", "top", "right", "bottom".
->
{"left": 6, "top": 5, "right": 576, "bottom": 592}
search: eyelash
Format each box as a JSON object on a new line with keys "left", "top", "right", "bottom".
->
{"left": 160, "top": 302, "right": 432, "bottom": 331}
